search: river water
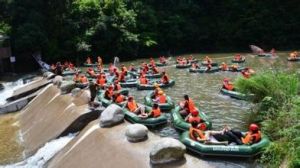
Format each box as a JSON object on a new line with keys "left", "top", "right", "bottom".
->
{"left": 0, "top": 51, "right": 298, "bottom": 168}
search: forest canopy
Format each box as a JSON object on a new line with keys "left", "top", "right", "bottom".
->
{"left": 0, "top": 0, "right": 299, "bottom": 66}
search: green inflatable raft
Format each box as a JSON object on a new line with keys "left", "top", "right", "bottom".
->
{"left": 97, "top": 90, "right": 128, "bottom": 107}
{"left": 137, "top": 80, "right": 175, "bottom": 90}
{"left": 128, "top": 71, "right": 162, "bottom": 79}
{"left": 155, "top": 62, "right": 167, "bottom": 67}
{"left": 257, "top": 53, "right": 275, "bottom": 57}
{"left": 75, "top": 82, "right": 89, "bottom": 89}
{"left": 122, "top": 105, "right": 168, "bottom": 127}
{"left": 171, "top": 106, "right": 212, "bottom": 131}
{"left": 220, "top": 88, "right": 253, "bottom": 100}
{"left": 287, "top": 57, "right": 300, "bottom": 62}
{"left": 120, "top": 79, "right": 137, "bottom": 88}
{"left": 144, "top": 91, "right": 174, "bottom": 111}
{"left": 83, "top": 63, "right": 97, "bottom": 67}
{"left": 231, "top": 57, "right": 246, "bottom": 63}
{"left": 198, "top": 66, "right": 220, "bottom": 73}
{"left": 180, "top": 131, "right": 270, "bottom": 157}
{"left": 201, "top": 61, "right": 218, "bottom": 66}
{"left": 176, "top": 64, "right": 192, "bottom": 69}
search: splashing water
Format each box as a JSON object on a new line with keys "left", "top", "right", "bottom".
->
{"left": 0, "top": 79, "right": 24, "bottom": 106}
{"left": 3, "top": 134, "right": 75, "bottom": 168}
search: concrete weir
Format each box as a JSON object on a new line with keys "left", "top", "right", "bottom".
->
{"left": 47, "top": 121, "right": 213, "bottom": 168}
{"left": 19, "top": 84, "right": 101, "bottom": 156}
{"left": 6, "top": 77, "right": 51, "bottom": 102}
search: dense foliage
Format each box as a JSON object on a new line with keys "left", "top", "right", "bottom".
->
{"left": 235, "top": 71, "right": 300, "bottom": 168}
{"left": 1, "top": 0, "right": 300, "bottom": 68}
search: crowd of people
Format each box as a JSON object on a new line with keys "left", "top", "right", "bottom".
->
{"left": 51, "top": 54, "right": 262, "bottom": 147}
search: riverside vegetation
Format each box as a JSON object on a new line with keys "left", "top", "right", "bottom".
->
{"left": 235, "top": 71, "right": 300, "bottom": 168}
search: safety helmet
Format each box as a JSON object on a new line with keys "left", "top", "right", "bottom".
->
{"left": 249, "top": 124, "right": 259, "bottom": 131}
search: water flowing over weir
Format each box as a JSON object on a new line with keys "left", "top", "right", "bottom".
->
{"left": 3, "top": 134, "right": 75, "bottom": 168}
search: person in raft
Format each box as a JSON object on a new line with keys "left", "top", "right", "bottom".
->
{"left": 86, "top": 56, "right": 92, "bottom": 64}
{"left": 185, "top": 110, "right": 203, "bottom": 124}
{"left": 220, "top": 62, "right": 228, "bottom": 71}
{"left": 241, "top": 67, "right": 255, "bottom": 78}
{"left": 234, "top": 54, "right": 242, "bottom": 61}
{"left": 151, "top": 84, "right": 162, "bottom": 99}
{"left": 113, "top": 92, "right": 126, "bottom": 104}
{"left": 179, "top": 94, "right": 197, "bottom": 117}
{"left": 128, "top": 63, "right": 136, "bottom": 71}
{"left": 153, "top": 90, "right": 167, "bottom": 104}
{"left": 139, "top": 103, "right": 161, "bottom": 119}
{"left": 190, "top": 123, "right": 262, "bottom": 145}
{"left": 79, "top": 74, "right": 89, "bottom": 85}
{"left": 104, "top": 85, "right": 114, "bottom": 100}
{"left": 87, "top": 68, "right": 97, "bottom": 78}
{"left": 192, "top": 63, "right": 200, "bottom": 69}
{"left": 160, "top": 71, "right": 169, "bottom": 84}
{"left": 126, "top": 96, "right": 146, "bottom": 117}
{"left": 204, "top": 56, "right": 212, "bottom": 64}
{"left": 139, "top": 74, "right": 149, "bottom": 85}
{"left": 222, "top": 78, "right": 234, "bottom": 91}
{"left": 96, "top": 73, "right": 107, "bottom": 89}
{"left": 73, "top": 72, "right": 80, "bottom": 82}
{"left": 113, "top": 80, "right": 122, "bottom": 91}
{"left": 206, "top": 63, "right": 212, "bottom": 71}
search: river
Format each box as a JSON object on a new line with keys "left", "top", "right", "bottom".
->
{"left": 0, "top": 51, "right": 298, "bottom": 167}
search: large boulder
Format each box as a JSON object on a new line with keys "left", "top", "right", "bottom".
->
{"left": 150, "top": 138, "right": 186, "bottom": 164}
{"left": 99, "top": 104, "right": 124, "bottom": 127}
{"left": 43, "top": 71, "right": 55, "bottom": 79}
{"left": 53, "top": 76, "right": 63, "bottom": 87}
{"left": 125, "top": 124, "right": 148, "bottom": 142}
{"left": 72, "top": 90, "right": 91, "bottom": 106}
{"left": 71, "top": 88, "right": 81, "bottom": 97}
{"left": 60, "top": 81, "right": 75, "bottom": 94}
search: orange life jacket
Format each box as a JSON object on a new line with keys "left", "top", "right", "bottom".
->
{"left": 152, "top": 108, "right": 161, "bottom": 118}
{"left": 115, "top": 95, "right": 125, "bottom": 103}
{"left": 242, "top": 71, "right": 251, "bottom": 78}
{"left": 105, "top": 89, "right": 114, "bottom": 98}
{"left": 189, "top": 127, "right": 205, "bottom": 141}
{"left": 186, "top": 98, "right": 196, "bottom": 112}
{"left": 127, "top": 100, "right": 138, "bottom": 112}
{"left": 188, "top": 116, "right": 201, "bottom": 123}
{"left": 161, "top": 75, "right": 169, "bottom": 84}
{"left": 224, "top": 83, "right": 234, "bottom": 91}
{"left": 242, "top": 131, "right": 261, "bottom": 144}
{"left": 153, "top": 67, "right": 159, "bottom": 74}
{"left": 140, "top": 77, "right": 148, "bottom": 84}
{"left": 158, "top": 95, "right": 167, "bottom": 103}
{"left": 221, "top": 64, "right": 228, "bottom": 71}
{"left": 114, "top": 84, "right": 121, "bottom": 91}
{"left": 97, "top": 78, "right": 106, "bottom": 86}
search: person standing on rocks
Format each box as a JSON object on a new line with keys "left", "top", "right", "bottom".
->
{"left": 89, "top": 81, "right": 98, "bottom": 108}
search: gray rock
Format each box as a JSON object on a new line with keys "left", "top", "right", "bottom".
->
{"left": 150, "top": 138, "right": 186, "bottom": 164}
{"left": 60, "top": 81, "right": 75, "bottom": 94}
{"left": 43, "top": 71, "right": 55, "bottom": 79}
{"left": 125, "top": 124, "right": 148, "bottom": 142}
{"left": 71, "top": 88, "right": 81, "bottom": 97}
{"left": 53, "top": 76, "right": 63, "bottom": 87}
{"left": 99, "top": 104, "right": 124, "bottom": 127}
